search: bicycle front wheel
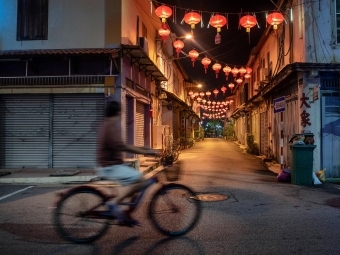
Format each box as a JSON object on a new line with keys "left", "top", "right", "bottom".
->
{"left": 53, "top": 187, "right": 110, "bottom": 243}
{"left": 149, "top": 183, "right": 201, "bottom": 236}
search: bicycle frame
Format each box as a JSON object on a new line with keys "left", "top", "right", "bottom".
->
{"left": 55, "top": 176, "right": 160, "bottom": 219}
{"left": 119, "top": 176, "right": 158, "bottom": 212}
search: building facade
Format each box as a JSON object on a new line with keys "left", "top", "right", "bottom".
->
{"left": 232, "top": 0, "right": 340, "bottom": 180}
{"left": 0, "top": 0, "right": 193, "bottom": 170}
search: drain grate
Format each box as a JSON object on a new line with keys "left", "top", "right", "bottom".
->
{"left": 193, "top": 193, "right": 228, "bottom": 202}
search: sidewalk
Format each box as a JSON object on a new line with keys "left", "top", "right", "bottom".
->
{"left": 237, "top": 143, "right": 281, "bottom": 175}
{"left": 0, "top": 157, "right": 163, "bottom": 185}
{"left": 0, "top": 145, "right": 284, "bottom": 185}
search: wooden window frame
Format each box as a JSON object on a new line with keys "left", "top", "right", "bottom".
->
{"left": 17, "top": 0, "right": 49, "bottom": 41}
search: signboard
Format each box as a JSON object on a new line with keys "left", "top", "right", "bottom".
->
{"left": 274, "top": 96, "right": 285, "bottom": 113}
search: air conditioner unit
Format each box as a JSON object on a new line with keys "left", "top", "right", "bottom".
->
{"left": 139, "top": 37, "right": 149, "bottom": 54}
{"left": 260, "top": 68, "right": 269, "bottom": 81}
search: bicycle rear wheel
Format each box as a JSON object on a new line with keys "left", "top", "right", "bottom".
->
{"left": 148, "top": 183, "right": 201, "bottom": 236}
{"left": 54, "top": 187, "right": 110, "bottom": 243}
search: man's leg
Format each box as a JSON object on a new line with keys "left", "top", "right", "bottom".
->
{"left": 99, "top": 164, "right": 147, "bottom": 223}
{"left": 112, "top": 176, "right": 147, "bottom": 204}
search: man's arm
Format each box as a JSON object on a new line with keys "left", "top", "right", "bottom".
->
{"left": 119, "top": 143, "right": 158, "bottom": 155}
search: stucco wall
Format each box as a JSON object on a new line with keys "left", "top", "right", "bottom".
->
{"left": 0, "top": 0, "right": 106, "bottom": 50}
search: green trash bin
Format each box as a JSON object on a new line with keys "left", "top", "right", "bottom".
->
{"left": 290, "top": 144, "right": 316, "bottom": 185}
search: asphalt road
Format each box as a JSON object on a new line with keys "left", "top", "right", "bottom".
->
{"left": 1, "top": 138, "right": 340, "bottom": 255}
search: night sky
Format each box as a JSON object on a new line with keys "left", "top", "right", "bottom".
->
{"left": 154, "top": 0, "right": 277, "bottom": 96}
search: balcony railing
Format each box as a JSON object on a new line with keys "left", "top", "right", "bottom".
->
{"left": 0, "top": 75, "right": 111, "bottom": 86}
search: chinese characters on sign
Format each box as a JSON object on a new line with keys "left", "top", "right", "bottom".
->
{"left": 300, "top": 92, "right": 311, "bottom": 127}
{"left": 313, "top": 84, "right": 319, "bottom": 101}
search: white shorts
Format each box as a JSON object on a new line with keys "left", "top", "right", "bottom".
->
{"left": 96, "top": 164, "right": 142, "bottom": 186}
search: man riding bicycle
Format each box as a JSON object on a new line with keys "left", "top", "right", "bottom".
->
{"left": 96, "top": 99, "right": 159, "bottom": 225}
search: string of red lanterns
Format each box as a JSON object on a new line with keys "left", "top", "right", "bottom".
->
{"left": 154, "top": 5, "right": 284, "bottom": 75}
{"left": 154, "top": 4, "right": 276, "bottom": 104}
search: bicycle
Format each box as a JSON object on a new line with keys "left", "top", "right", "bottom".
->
{"left": 53, "top": 163, "right": 201, "bottom": 244}
{"left": 163, "top": 136, "right": 181, "bottom": 163}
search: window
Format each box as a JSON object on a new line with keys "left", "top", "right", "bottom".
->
{"left": 336, "top": 0, "right": 340, "bottom": 43}
{"left": 17, "top": 0, "right": 49, "bottom": 40}
{"left": 142, "top": 22, "right": 147, "bottom": 38}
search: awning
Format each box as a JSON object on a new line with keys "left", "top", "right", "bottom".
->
{"left": 121, "top": 44, "right": 167, "bottom": 82}
{"left": 163, "top": 90, "right": 199, "bottom": 120}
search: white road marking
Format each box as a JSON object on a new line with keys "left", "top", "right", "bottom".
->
{"left": 0, "top": 186, "right": 34, "bottom": 201}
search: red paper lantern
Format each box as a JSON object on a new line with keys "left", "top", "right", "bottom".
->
{"left": 155, "top": 5, "right": 172, "bottom": 28}
{"left": 199, "top": 92, "right": 205, "bottom": 97}
{"left": 173, "top": 40, "right": 184, "bottom": 58}
{"left": 212, "top": 63, "right": 222, "bottom": 78}
{"left": 246, "top": 67, "right": 252, "bottom": 74}
{"left": 209, "top": 14, "right": 227, "bottom": 44}
{"left": 238, "top": 67, "right": 246, "bottom": 76}
{"left": 240, "top": 15, "right": 257, "bottom": 32}
{"left": 223, "top": 65, "right": 231, "bottom": 80}
{"left": 213, "top": 88, "right": 219, "bottom": 98}
{"left": 244, "top": 73, "right": 251, "bottom": 79}
{"left": 228, "top": 83, "right": 235, "bottom": 89}
{"left": 206, "top": 91, "right": 212, "bottom": 99}
{"left": 189, "top": 49, "right": 199, "bottom": 67}
{"left": 188, "top": 91, "right": 194, "bottom": 96}
{"left": 201, "top": 57, "right": 211, "bottom": 74}
{"left": 158, "top": 28, "right": 170, "bottom": 41}
{"left": 231, "top": 67, "right": 239, "bottom": 77}
{"left": 266, "top": 12, "right": 284, "bottom": 30}
{"left": 184, "top": 12, "right": 201, "bottom": 33}
{"left": 221, "top": 85, "right": 227, "bottom": 95}
{"left": 236, "top": 78, "right": 243, "bottom": 84}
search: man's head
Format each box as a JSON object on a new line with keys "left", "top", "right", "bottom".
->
{"left": 105, "top": 100, "right": 121, "bottom": 117}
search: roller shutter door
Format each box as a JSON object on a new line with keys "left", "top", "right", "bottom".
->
{"left": 0, "top": 94, "right": 50, "bottom": 168}
{"left": 135, "top": 101, "right": 145, "bottom": 147}
{"left": 52, "top": 94, "right": 104, "bottom": 168}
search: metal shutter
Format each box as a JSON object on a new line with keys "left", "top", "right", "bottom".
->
{"left": 321, "top": 92, "right": 340, "bottom": 178}
{"left": 52, "top": 94, "right": 104, "bottom": 168}
{"left": 135, "top": 101, "right": 145, "bottom": 147}
{"left": 0, "top": 94, "right": 50, "bottom": 168}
